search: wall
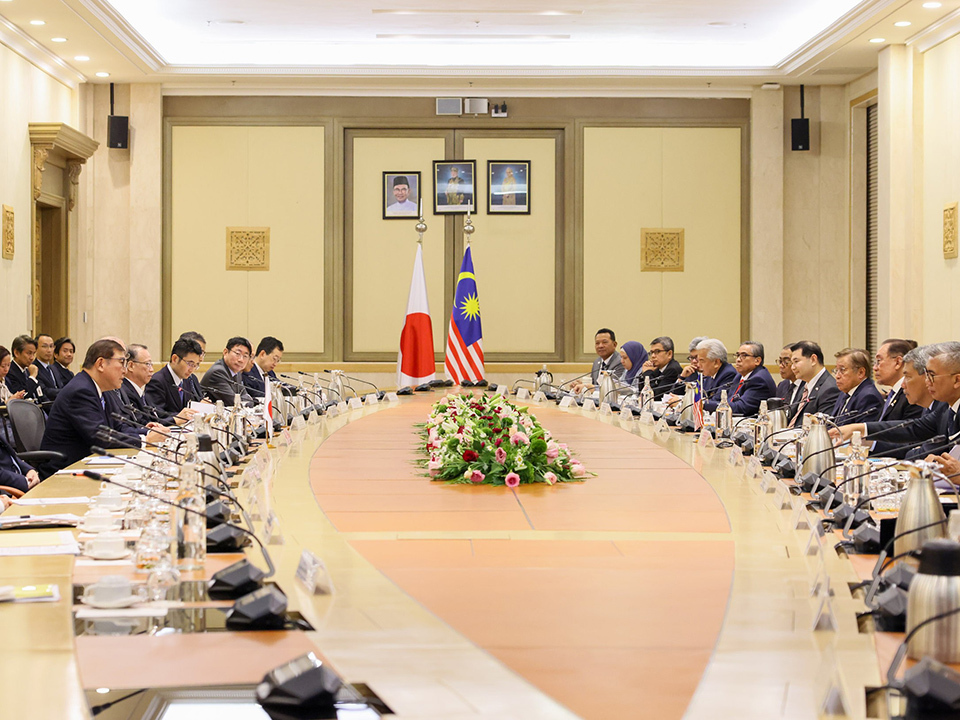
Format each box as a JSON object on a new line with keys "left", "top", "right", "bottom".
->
{"left": 0, "top": 43, "right": 75, "bottom": 345}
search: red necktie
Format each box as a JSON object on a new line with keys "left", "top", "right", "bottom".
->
{"left": 733, "top": 377, "right": 744, "bottom": 397}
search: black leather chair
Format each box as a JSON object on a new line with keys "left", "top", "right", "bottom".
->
{"left": 6, "top": 398, "right": 63, "bottom": 467}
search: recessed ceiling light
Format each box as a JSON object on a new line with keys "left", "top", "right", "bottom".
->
{"left": 894, "top": 21, "right": 912, "bottom": 27}
{"left": 96, "top": 72, "right": 110, "bottom": 77}
{"left": 30, "top": 20, "right": 46, "bottom": 26}
{"left": 708, "top": 21, "right": 736, "bottom": 27}
{"left": 51, "top": 37, "right": 67, "bottom": 43}
{"left": 922, "top": 2, "right": 942, "bottom": 8}
{"left": 869, "top": 37, "right": 886, "bottom": 43}
{"left": 74, "top": 55, "right": 90, "bottom": 61}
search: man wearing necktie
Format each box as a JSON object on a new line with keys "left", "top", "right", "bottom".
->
{"left": 775, "top": 344, "right": 805, "bottom": 408}
{"left": 33, "top": 334, "right": 63, "bottom": 400}
{"left": 788, "top": 341, "right": 841, "bottom": 427}
{"left": 830, "top": 348, "right": 883, "bottom": 426}
{"left": 713, "top": 341, "right": 777, "bottom": 416}
{"left": 145, "top": 338, "right": 204, "bottom": 416}
{"left": 571, "top": 328, "right": 624, "bottom": 394}
{"left": 874, "top": 339, "right": 924, "bottom": 423}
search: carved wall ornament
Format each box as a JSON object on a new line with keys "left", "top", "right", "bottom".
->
{"left": 66, "top": 160, "right": 83, "bottom": 211}
{"left": 640, "top": 228, "right": 685, "bottom": 272}
{"left": 2, "top": 206, "right": 13, "bottom": 260}
{"left": 226, "top": 227, "right": 270, "bottom": 271}
{"left": 32, "top": 146, "right": 50, "bottom": 201}
{"left": 944, "top": 202, "right": 958, "bottom": 260}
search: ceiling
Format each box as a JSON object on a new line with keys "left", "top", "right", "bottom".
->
{"left": 0, "top": 0, "right": 958, "bottom": 94}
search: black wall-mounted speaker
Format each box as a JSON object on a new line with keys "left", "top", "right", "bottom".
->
{"left": 107, "top": 115, "right": 128, "bottom": 149}
{"left": 791, "top": 118, "right": 810, "bottom": 151}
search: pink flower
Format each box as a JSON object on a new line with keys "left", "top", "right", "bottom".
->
{"left": 510, "top": 431, "right": 530, "bottom": 446}
{"left": 505, "top": 472, "right": 520, "bottom": 488}
{"left": 571, "top": 462, "right": 587, "bottom": 478}
{"left": 543, "top": 471, "right": 557, "bottom": 485}
{"left": 495, "top": 447, "right": 507, "bottom": 464}
{"left": 464, "top": 469, "right": 485, "bottom": 483}
{"left": 545, "top": 441, "right": 560, "bottom": 459}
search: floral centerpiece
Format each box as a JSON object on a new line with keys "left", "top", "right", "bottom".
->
{"left": 417, "top": 393, "right": 589, "bottom": 486}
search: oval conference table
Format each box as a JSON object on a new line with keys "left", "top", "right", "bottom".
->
{"left": 1, "top": 393, "right": 883, "bottom": 719}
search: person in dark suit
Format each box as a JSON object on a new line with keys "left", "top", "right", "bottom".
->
{"left": 177, "top": 331, "right": 207, "bottom": 403}
{"left": 243, "top": 336, "right": 285, "bottom": 398}
{"left": 39, "top": 339, "right": 166, "bottom": 475}
{"left": 833, "top": 342, "right": 960, "bottom": 465}
{"left": 200, "top": 337, "right": 255, "bottom": 406}
{"left": 0, "top": 434, "right": 39, "bottom": 493}
{"left": 5, "top": 335, "right": 45, "bottom": 402}
{"left": 120, "top": 344, "right": 193, "bottom": 426}
{"left": 788, "top": 340, "right": 841, "bottom": 427}
{"left": 775, "top": 343, "right": 805, "bottom": 408}
{"left": 33, "top": 334, "right": 64, "bottom": 400}
{"left": 722, "top": 341, "right": 777, "bottom": 416}
{"left": 571, "top": 328, "right": 624, "bottom": 394}
{"left": 831, "top": 348, "right": 884, "bottom": 425}
{"left": 873, "top": 338, "right": 924, "bottom": 423}
{"left": 145, "top": 338, "right": 204, "bottom": 416}
{"left": 52, "top": 337, "right": 76, "bottom": 387}
{"left": 869, "top": 345, "right": 942, "bottom": 459}
{"left": 698, "top": 338, "right": 738, "bottom": 411}
{"left": 639, "top": 336, "right": 683, "bottom": 400}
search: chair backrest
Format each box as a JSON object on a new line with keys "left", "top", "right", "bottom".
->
{"left": 6, "top": 399, "right": 46, "bottom": 453}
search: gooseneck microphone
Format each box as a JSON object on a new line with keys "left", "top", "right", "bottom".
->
{"left": 323, "top": 369, "right": 384, "bottom": 400}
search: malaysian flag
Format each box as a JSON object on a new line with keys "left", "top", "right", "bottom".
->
{"left": 693, "top": 373, "right": 704, "bottom": 430}
{"left": 444, "top": 246, "right": 484, "bottom": 383}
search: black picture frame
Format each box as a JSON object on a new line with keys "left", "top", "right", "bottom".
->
{"left": 382, "top": 171, "right": 421, "bottom": 219}
{"left": 433, "top": 160, "right": 476, "bottom": 214}
{"left": 487, "top": 160, "right": 530, "bottom": 214}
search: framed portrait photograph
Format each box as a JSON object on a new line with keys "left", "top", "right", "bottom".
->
{"left": 488, "top": 161, "right": 530, "bottom": 214}
{"left": 433, "top": 160, "right": 476, "bottom": 214}
{"left": 383, "top": 171, "right": 421, "bottom": 219}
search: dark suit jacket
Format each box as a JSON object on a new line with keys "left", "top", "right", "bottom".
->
{"left": 184, "top": 374, "right": 204, "bottom": 404}
{"left": 5, "top": 361, "right": 44, "bottom": 402}
{"left": 0, "top": 436, "right": 32, "bottom": 493}
{"left": 242, "top": 365, "right": 269, "bottom": 398}
{"left": 724, "top": 366, "right": 778, "bottom": 416}
{"left": 871, "top": 401, "right": 946, "bottom": 459}
{"left": 200, "top": 358, "right": 254, "bottom": 406}
{"left": 39, "top": 372, "right": 142, "bottom": 474}
{"left": 589, "top": 353, "right": 624, "bottom": 386}
{"left": 52, "top": 363, "right": 74, "bottom": 387}
{"left": 877, "top": 386, "right": 923, "bottom": 423}
{"left": 641, "top": 359, "right": 683, "bottom": 400}
{"left": 33, "top": 360, "right": 63, "bottom": 399}
{"left": 832, "top": 379, "right": 884, "bottom": 426}
{"left": 702, "top": 362, "right": 739, "bottom": 411}
{"left": 790, "top": 370, "right": 841, "bottom": 426}
{"left": 866, "top": 400, "right": 958, "bottom": 460}
{"left": 120, "top": 378, "right": 174, "bottom": 425}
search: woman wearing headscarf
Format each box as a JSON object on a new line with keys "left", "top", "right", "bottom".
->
{"left": 617, "top": 341, "right": 649, "bottom": 390}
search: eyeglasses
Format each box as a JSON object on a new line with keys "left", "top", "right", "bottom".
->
{"left": 833, "top": 366, "right": 854, "bottom": 376}
{"left": 106, "top": 356, "right": 128, "bottom": 368}
{"left": 734, "top": 353, "right": 756, "bottom": 360}
{"left": 925, "top": 370, "right": 959, "bottom": 382}
{"left": 130, "top": 360, "right": 154, "bottom": 369}
{"left": 181, "top": 360, "right": 200, "bottom": 370}
{"left": 228, "top": 348, "right": 251, "bottom": 361}
{"left": 649, "top": 349, "right": 665, "bottom": 356}
{"left": 777, "top": 357, "right": 792, "bottom": 365}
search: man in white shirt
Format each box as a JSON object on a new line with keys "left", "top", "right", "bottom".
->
{"left": 386, "top": 175, "right": 418, "bottom": 216}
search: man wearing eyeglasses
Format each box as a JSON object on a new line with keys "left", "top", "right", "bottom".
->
{"left": 201, "top": 337, "right": 255, "bottom": 406}
{"left": 243, "top": 336, "right": 285, "bottom": 397}
{"left": 712, "top": 341, "right": 776, "bottom": 416}
{"left": 775, "top": 344, "right": 805, "bottom": 407}
{"left": 121, "top": 344, "right": 195, "bottom": 426}
{"left": 830, "top": 348, "right": 883, "bottom": 425}
{"left": 145, "top": 338, "right": 205, "bottom": 416}
{"left": 873, "top": 339, "right": 924, "bottom": 422}
{"left": 40, "top": 339, "right": 166, "bottom": 475}
{"left": 833, "top": 342, "right": 960, "bottom": 465}
{"left": 639, "top": 336, "right": 683, "bottom": 400}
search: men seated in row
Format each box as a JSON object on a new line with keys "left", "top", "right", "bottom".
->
{"left": 570, "top": 328, "right": 623, "bottom": 394}
{"left": 122, "top": 344, "right": 195, "bottom": 426}
{"left": 834, "top": 342, "right": 960, "bottom": 467}
{"left": 200, "top": 336, "right": 255, "bottom": 406}
{"left": 830, "top": 348, "right": 883, "bottom": 426}
{"left": 788, "top": 341, "right": 841, "bottom": 426}
{"left": 145, "top": 338, "right": 205, "bottom": 415}
{"left": 639, "top": 336, "right": 683, "bottom": 399}
{"left": 40, "top": 339, "right": 167, "bottom": 474}
{"left": 243, "top": 336, "right": 284, "bottom": 396}
{"left": 5, "top": 335, "right": 45, "bottom": 402}
{"left": 776, "top": 344, "right": 805, "bottom": 407}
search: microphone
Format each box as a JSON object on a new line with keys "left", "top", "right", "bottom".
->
{"left": 323, "top": 369, "right": 383, "bottom": 400}
{"left": 82, "top": 468, "right": 275, "bottom": 600}
{"left": 97, "top": 424, "right": 183, "bottom": 456}
{"left": 556, "top": 371, "right": 593, "bottom": 391}
{"left": 93, "top": 437, "right": 225, "bottom": 495}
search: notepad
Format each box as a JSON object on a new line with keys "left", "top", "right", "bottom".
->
{"left": 0, "top": 584, "right": 61, "bottom": 603}
{"left": 0, "top": 530, "right": 80, "bottom": 556}
{"left": 85, "top": 456, "right": 125, "bottom": 466}
{"left": 13, "top": 496, "right": 91, "bottom": 506}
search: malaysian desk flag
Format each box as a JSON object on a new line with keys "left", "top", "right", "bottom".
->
{"left": 693, "top": 373, "right": 704, "bottom": 430}
{"left": 444, "top": 246, "right": 484, "bottom": 383}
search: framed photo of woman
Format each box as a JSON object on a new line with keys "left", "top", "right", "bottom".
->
{"left": 487, "top": 161, "right": 530, "bottom": 214}
{"left": 433, "top": 160, "right": 476, "bottom": 214}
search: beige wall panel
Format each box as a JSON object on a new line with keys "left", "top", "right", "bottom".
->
{"left": 170, "top": 126, "right": 252, "bottom": 351}
{"left": 245, "top": 127, "right": 325, "bottom": 354}
{"left": 462, "top": 137, "right": 556, "bottom": 354}
{"left": 660, "top": 128, "right": 741, "bottom": 352}
{"left": 352, "top": 136, "right": 446, "bottom": 354}
{"left": 0, "top": 44, "right": 74, "bottom": 343}
{"left": 582, "top": 128, "right": 664, "bottom": 354}
{"left": 922, "top": 36, "right": 960, "bottom": 342}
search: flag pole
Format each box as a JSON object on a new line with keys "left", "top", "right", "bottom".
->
{"left": 463, "top": 207, "right": 474, "bottom": 246}
{"left": 416, "top": 199, "right": 427, "bottom": 245}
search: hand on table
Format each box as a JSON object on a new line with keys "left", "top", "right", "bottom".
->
{"left": 926, "top": 453, "right": 960, "bottom": 484}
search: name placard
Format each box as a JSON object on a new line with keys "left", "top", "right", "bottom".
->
{"left": 348, "top": 397, "right": 364, "bottom": 410}
{"left": 264, "top": 510, "right": 284, "bottom": 545}
{"left": 384, "top": 392, "right": 399, "bottom": 403}
{"left": 697, "top": 429, "right": 716, "bottom": 448}
{"left": 599, "top": 402, "right": 613, "bottom": 416}
{"left": 531, "top": 391, "right": 547, "bottom": 403}
{"left": 582, "top": 399, "right": 596, "bottom": 412}
{"left": 558, "top": 395, "right": 575, "bottom": 408}
{"left": 727, "top": 444, "right": 744, "bottom": 466}
{"left": 337, "top": 401, "right": 349, "bottom": 414}
{"left": 516, "top": 388, "right": 531, "bottom": 400}
{"left": 295, "top": 550, "right": 334, "bottom": 595}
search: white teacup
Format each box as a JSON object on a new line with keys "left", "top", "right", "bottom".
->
{"left": 83, "top": 575, "right": 133, "bottom": 604}
{"left": 84, "top": 533, "right": 126, "bottom": 558}
{"left": 82, "top": 509, "right": 117, "bottom": 532}
{"left": 93, "top": 492, "right": 125, "bottom": 511}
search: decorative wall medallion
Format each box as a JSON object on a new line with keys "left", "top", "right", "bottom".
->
{"left": 2, "top": 205, "right": 13, "bottom": 260}
{"left": 640, "top": 228, "right": 685, "bottom": 272}
{"left": 944, "top": 203, "right": 958, "bottom": 260}
{"left": 226, "top": 227, "right": 270, "bottom": 271}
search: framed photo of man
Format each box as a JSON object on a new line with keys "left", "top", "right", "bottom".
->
{"left": 488, "top": 161, "right": 530, "bottom": 214}
{"left": 433, "top": 160, "right": 476, "bottom": 214}
{"left": 383, "top": 172, "right": 421, "bottom": 219}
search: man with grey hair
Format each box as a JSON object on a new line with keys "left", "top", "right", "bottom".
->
{"left": 834, "top": 342, "right": 960, "bottom": 464}
{"left": 640, "top": 336, "right": 683, "bottom": 399}
{"left": 676, "top": 335, "right": 708, "bottom": 386}
{"left": 697, "top": 339, "right": 738, "bottom": 407}
{"left": 711, "top": 340, "right": 776, "bottom": 415}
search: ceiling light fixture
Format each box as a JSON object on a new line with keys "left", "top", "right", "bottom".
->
{"left": 922, "top": 2, "right": 942, "bottom": 8}
{"left": 30, "top": 20, "right": 46, "bottom": 26}
{"left": 894, "top": 21, "right": 912, "bottom": 27}
{"left": 51, "top": 37, "right": 67, "bottom": 43}
{"left": 96, "top": 72, "right": 110, "bottom": 77}
{"left": 708, "top": 22, "right": 736, "bottom": 27}
{"left": 74, "top": 55, "right": 90, "bottom": 61}
{"left": 869, "top": 37, "right": 886, "bottom": 43}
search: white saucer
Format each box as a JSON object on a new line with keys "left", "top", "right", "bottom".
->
{"left": 80, "top": 593, "right": 140, "bottom": 609}
{"left": 84, "top": 549, "right": 132, "bottom": 561}
{"left": 79, "top": 522, "right": 121, "bottom": 534}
